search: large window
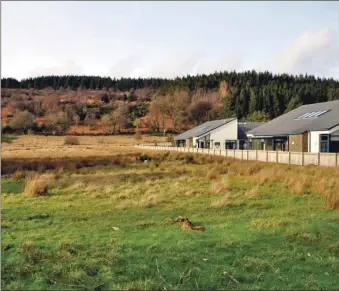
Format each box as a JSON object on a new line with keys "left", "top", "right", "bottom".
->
{"left": 225, "top": 140, "right": 237, "bottom": 149}
{"left": 320, "top": 134, "right": 329, "bottom": 152}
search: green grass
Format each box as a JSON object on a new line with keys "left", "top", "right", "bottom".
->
{"left": 1, "top": 135, "right": 17, "bottom": 143}
{"left": 2, "top": 160, "right": 339, "bottom": 290}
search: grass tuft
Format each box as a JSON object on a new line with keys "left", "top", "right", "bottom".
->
{"left": 64, "top": 136, "right": 80, "bottom": 145}
{"left": 24, "top": 174, "right": 50, "bottom": 197}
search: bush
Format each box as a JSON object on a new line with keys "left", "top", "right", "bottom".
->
{"left": 24, "top": 174, "right": 49, "bottom": 197}
{"left": 139, "top": 153, "right": 151, "bottom": 162}
{"left": 2, "top": 135, "right": 16, "bottom": 143}
{"left": 12, "top": 170, "right": 26, "bottom": 180}
{"left": 64, "top": 136, "right": 80, "bottom": 145}
{"left": 134, "top": 131, "right": 142, "bottom": 141}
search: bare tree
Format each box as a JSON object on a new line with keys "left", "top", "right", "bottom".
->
{"left": 164, "top": 90, "right": 190, "bottom": 132}
{"left": 84, "top": 112, "right": 97, "bottom": 129}
{"left": 189, "top": 100, "right": 213, "bottom": 125}
{"left": 9, "top": 111, "right": 36, "bottom": 133}
{"left": 46, "top": 111, "right": 72, "bottom": 134}
{"left": 102, "top": 106, "right": 128, "bottom": 134}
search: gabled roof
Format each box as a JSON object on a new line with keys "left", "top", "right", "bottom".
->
{"left": 238, "top": 122, "right": 265, "bottom": 139}
{"left": 174, "top": 118, "right": 236, "bottom": 141}
{"left": 247, "top": 100, "right": 339, "bottom": 137}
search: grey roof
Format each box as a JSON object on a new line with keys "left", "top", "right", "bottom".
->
{"left": 174, "top": 118, "right": 235, "bottom": 141}
{"left": 238, "top": 122, "right": 265, "bottom": 139}
{"left": 247, "top": 100, "right": 339, "bottom": 137}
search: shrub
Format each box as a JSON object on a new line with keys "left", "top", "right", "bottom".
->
{"left": 134, "top": 131, "right": 142, "bottom": 141}
{"left": 24, "top": 174, "right": 49, "bottom": 197}
{"left": 12, "top": 170, "right": 26, "bottom": 180}
{"left": 326, "top": 190, "right": 339, "bottom": 210}
{"left": 139, "top": 154, "right": 151, "bottom": 162}
{"left": 206, "top": 168, "right": 218, "bottom": 180}
{"left": 54, "top": 166, "right": 64, "bottom": 180}
{"left": 64, "top": 136, "right": 80, "bottom": 145}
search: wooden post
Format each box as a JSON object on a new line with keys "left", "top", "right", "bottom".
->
{"left": 256, "top": 150, "right": 258, "bottom": 161}
{"left": 288, "top": 151, "right": 291, "bottom": 164}
{"left": 234, "top": 149, "right": 236, "bottom": 159}
{"left": 242, "top": 150, "right": 244, "bottom": 160}
{"left": 317, "top": 152, "right": 320, "bottom": 166}
{"left": 247, "top": 150, "right": 249, "bottom": 160}
{"left": 336, "top": 153, "right": 338, "bottom": 167}
{"left": 276, "top": 151, "right": 278, "bottom": 163}
{"left": 301, "top": 152, "right": 304, "bottom": 166}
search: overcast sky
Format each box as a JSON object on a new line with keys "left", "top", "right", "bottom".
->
{"left": 2, "top": 1, "right": 339, "bottom": 80}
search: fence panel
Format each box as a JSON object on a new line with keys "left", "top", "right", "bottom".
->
{"left": 135, "top": 145, "right": 338, "bottom": 167}
{"left": 290, "top": 152, "right": 303, "bottom": 165}
{"left": 303, "top": 153, "right": 318, "bottom": 166}
{"left": 278, "top": 152, "right": 289, "bottom": 164}
{"left": 319, "top": 153, "right": 337, "bottom": 167}
{"left": 257, "top": 151, "right": 267, "bottom": 162}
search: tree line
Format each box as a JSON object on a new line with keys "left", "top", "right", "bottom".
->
{"left": 2, "top": 70, "right": 339, "bottom": 123}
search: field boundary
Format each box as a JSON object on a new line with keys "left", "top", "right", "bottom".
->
{"left": 135, "top": 145, "right": 339, "bottom": 167}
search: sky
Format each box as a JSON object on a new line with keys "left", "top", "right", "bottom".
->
{"left": 2, "top": 1, "right": 339, "bottom": 80}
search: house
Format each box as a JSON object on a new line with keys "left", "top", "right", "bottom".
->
{"left": 173, "top": 119, "right": 264, "bottom": 149}
{"left": 246, "top": 100, "right": 339, "bottom": 153}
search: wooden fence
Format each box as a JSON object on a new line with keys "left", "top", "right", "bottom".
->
{"left": 135, "top": 145, "right": 339, "bottom": 167}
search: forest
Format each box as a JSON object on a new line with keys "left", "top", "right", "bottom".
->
{"left": 1, "top": 71, "right": 339, "bottom": 135}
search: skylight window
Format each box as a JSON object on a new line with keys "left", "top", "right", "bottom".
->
{"left": 295, "top": 110, "right": 330, "bottom": 120}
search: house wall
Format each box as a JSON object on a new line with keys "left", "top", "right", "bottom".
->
{"left": 289, "top": 133, "right": 308, "bottom": 152}
{"left": 185, "top": 138, "right": 193, "bottom": 147}
{"left": 206, "top": 119, "right": 238, "bottom": 149}
{"left": 310, "top": 125, "right": 339, "bottom": 153}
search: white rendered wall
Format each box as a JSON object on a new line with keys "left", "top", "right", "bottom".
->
{"left": 208, "top": 119, "right": 238, "bottom": 148}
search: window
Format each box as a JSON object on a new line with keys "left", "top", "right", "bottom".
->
{"left": 225, "top": 141, "right": 236, "bottom": 149}
{"left": 320, "top": 134, "right": 329, "bottom": 152}
{"left": 214, "top": 142, "right": 220, "bottom": 148}
{"left": 295, "top": 110, "right": 330, "bottom": 120}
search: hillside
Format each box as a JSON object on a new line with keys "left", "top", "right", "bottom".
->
{"left": 1, "top": 71, "right": 339, "bottom": 135}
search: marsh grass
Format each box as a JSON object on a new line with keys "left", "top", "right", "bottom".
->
{"left": 2, "top": 150, "right": 339, "bottom": 290}
{"left": 64, "top": 136, "right": 80, "bottom": 145}
{"left": 24, "top": 174, "right": 50, "bottom": 197}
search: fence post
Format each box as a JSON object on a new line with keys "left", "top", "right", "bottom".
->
{"left": 336, "top": 153, "right": 338, "bottom": 167}
{"left": 317, "top": 152, "right": 320, "bottom": 166}
{"left": 301, "top": 152, "right": 304, "bottom": 166}
{"left": 242, "top": 150, "right": 244, "bottom": 160}
{"left": 247, "top": 150, "right": 249, "bottom": 160}
{"left": 276, "top": 151, "right": 278, "bottom": 163}
{"left": 288, "top": 151, "right": 291, "bottom": 164}
{"left": 266, "top": 151, "right": 268, "bottom": 162}
{"left": 256, "top": 150, "right": 258, "bottom": 161}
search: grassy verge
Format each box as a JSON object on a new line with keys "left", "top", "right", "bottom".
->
{"left": 2, "top": 157, "right": 339, "bottom": 290}
{"left": 1, "top": 135, "right": 16, "bottom": 143}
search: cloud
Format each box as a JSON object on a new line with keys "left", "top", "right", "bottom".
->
{"left": 109, "top": 55, "right": 143, "bottom": 78}
{"left": 276, "top": 29, "right": 339, "bottom": 78}
{"left": 27, "top": 60, "right": 84, "bottom": 77}
{"left": 149, "top": 52, "right": 244, "bottom": 78}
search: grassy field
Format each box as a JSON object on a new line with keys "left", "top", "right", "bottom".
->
{"left": 2, "top": 151, "right": 339, "bottom": 290}
{"left": 1, "top": 135, "right": 169, "bottom": 159}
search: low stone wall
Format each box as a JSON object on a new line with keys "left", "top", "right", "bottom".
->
{"left": 136, "top": 145, "right": 339, "bottom": 168}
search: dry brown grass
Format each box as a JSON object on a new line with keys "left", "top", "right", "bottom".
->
{"left": 211, "top": 193, "right": 231, "bottom": 207}
{"left": 206, "top": 167, "right": 218, "bottom": 180}
{"left": 246, "top": 185, "right": 260, "bottom": 197}
{"left": 12, "top": 170, "right": 26, "bottom": 180}
{"left": 1, "top": 135, "right": 168, "bottom": 159}
{"left": 54, "top": 165, "right": 64, "bottom": 180}
{"left": 24, "top": 174, "right": 50, "bottom": 197}
{"left": 64, "top": 136, "right": 80, "bottom": 145}
{"left": 211, "top": 177, "right": 229, "bottom": 193}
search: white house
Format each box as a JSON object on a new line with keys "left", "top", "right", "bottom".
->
{"left": 174, "top": 118, "right": 264, "bottom": 149}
